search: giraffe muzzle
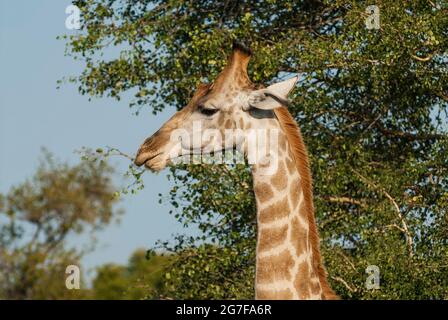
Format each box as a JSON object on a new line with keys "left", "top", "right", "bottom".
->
{"left": 134, "top": 150, "right": 163, "bottom": 168}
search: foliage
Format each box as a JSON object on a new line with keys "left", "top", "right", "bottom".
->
{"left": 0, "top": 150, "right": 121, "bottom": 299}
{"left": 65, "top": 0, "right": 448, "bottom": 299}
{"left": 156, "top": 164, "right": 256, "bottom": 299}
{"left": 92, "top": 249, "right": 170, "bottom": 299}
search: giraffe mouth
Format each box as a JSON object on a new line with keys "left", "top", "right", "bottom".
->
{"left": 134, "top": 151, "right": 163, "bottom": 168}
{"left": 135, "top": 146, "right": 241, "bottom": 170}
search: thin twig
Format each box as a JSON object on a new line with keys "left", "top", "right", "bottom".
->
{"left": 411, "top": 53, "right": 433, "bottom": 62}
{"left": 331, "top": 276, "right": 357, "bottom": 293}
{"left": 351, "top": 169, "right": 414, "bottom": 258}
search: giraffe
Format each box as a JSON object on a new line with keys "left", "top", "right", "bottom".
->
{"left": 134, "top": 42, "right": 338, "bottom": 300}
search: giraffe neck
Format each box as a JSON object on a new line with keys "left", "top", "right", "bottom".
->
{"left": 251, "top": 129, "right": 323, "bottom": 300}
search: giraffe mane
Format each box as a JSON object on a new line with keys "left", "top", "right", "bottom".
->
{"left": 273, "top": 106, "right": 339, "bottom": 300}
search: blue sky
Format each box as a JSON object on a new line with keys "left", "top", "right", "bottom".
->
{"left": 0, "top": 1, "right": 192, "bottom": 283}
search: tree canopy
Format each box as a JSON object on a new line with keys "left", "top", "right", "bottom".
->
{"left": 0, "top": 150, "right": 121, "bottom": 299}
{"left": 64, "top": 0, "right": 448, "bottom": 299}
{"left": 92, "top": 249, "right": 170, "bottom": 299}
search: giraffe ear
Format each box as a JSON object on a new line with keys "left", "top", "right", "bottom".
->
{"left": 248, "top": 76, "right": 298, "bottom": 110}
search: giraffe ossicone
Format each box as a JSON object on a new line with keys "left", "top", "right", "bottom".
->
{"left": 135, "top": 42, "right": 338, "bottom": 300}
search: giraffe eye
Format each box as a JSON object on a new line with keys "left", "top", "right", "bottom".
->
{"left": 198, "top": 105, "right": 219, "bottom": 116}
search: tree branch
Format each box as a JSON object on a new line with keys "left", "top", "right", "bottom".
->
{"left": 322, "top": 196, "right": 367, "bottom": 208}
{"left": 411, "top": 53, "right": 433, "bottom": 62}
{"left": 351, "top": 169, "right": 414, "bottom": 258}
{"left": 375, "top": 127, "right": 447, "bottom": 141}
{"left": 331, "top": 276, "right": 357, "bottom": 293}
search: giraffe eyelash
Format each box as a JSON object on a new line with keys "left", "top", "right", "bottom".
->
{"left": 198, "top": 105, "right": 219, "bottom": 116}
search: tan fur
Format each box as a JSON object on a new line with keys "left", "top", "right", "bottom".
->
{"left": 253, "top": 182, "right": 274, "bottom": 203}
{"left": 257, "top": 249, "right": 295, "bottom": 283}
{"left": 212, "top": 44, "right": 253, "bottom": 91}
{"left": 290, "top": 178, "right": 302, "bottom": 209}
{"left": 273, "top": 107, "right": 339, "bottom": 300}
{"left": 258, "top": 225, "right": 289, "bottom": 252}
{"left": 258, "top": 196, "right": 290, "bottom": 223}
{"left": 135, "top": 83, "right": 211, "bottom": 161}
{"left": 257, "top": 289, "right": 294, "bottom": 300}
{"left": 290, "top": 216, "right": 309, "bottom": 257}
{"left": 270, "top": 161, "right": 288, "bottom": 191}
{"left": 295, "top": 262, "right": 311, "bottom": 299}
{"left": 285, "top": 156, "right": 296, "bottom": 175}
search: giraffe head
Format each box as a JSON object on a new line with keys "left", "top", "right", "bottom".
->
{"left": 134, "top": 42, "right": 338, "bottom": 300}
{"left": 134, "top": 42, "right": 297, "bottom": 171}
